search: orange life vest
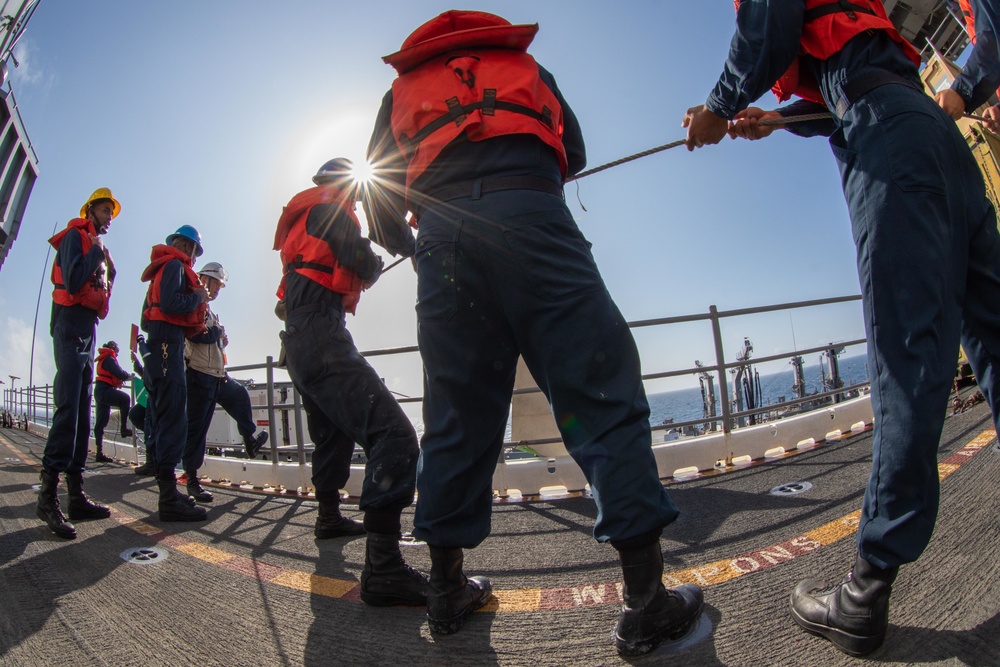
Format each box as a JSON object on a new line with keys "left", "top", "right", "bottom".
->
{"left": 48, "top": 218, "right": 111, "bottom": 319}
{"left": 140, "top": 244, "right": 208, "bottom": 338}
{"left": 95, "top": 347, "right": 124, "bottom": 388}
{"left": 960, "top": 0, "right": 976, "bottom": 41}
{"left": 390, "top": 48, "right": 567, "bottom": 205}
{"left": 273, "top": 185, "right": 365, "bottom": 314}
{"left": 735, "top": 0, "right": 922, "bottom": 104}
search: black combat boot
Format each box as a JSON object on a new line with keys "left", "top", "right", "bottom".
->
{"left": 134, "top": 458, "right": 156, "bottom": 476}
{"left": 790, "top": 555, "right": 899, "bottom": 656}
{"left": 185, "top": 470, "right": 214, "bottom": 503}
{"left": 93, "top": 434, "right": 113, "bottom": 463}
{"left": 360, "top": 533, "right": 428, "bottom": 606}
{"left": 614, "top": 541, "right": 704, "bottom": 656}
{"left": 120, "top": 425, "right": 133, "bottom": 438}
{"left": 65, "top": 471, "right": 111, "bottom": 520}
{"left": 157, "top": 468, "right": 207, "bottom": 522}
{"left": 427, "top": 546, "right": 493, "bottom": 634}
{"left": 36, "top": 470, "right": 76, "bottom": 539}
{"left": 314, "top": 496, "right": 365, "bottom": 538}
{"left": 244, "top": 431, "right": 268, "bottom": 459}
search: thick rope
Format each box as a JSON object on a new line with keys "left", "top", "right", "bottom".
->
{"left": 566, "top": 112, "right": 833, "bottom": 182}
{"left": 566, "top": 110, "right": 992, "bottom": 182}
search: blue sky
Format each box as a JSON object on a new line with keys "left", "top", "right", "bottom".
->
{"left": 0, "top": 1, "right": 873, "bottom": 401}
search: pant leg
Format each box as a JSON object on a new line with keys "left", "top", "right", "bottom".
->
{"left": 92, "top": 383, "right": 112, "bottom": 438}
{"left": 146, "top": 340, "right": 188, "bottom": 470}
{"left": 487, "top": 190, "right": 677, "bottom": 543}
{"left": 216, "top": 375, "right": 256, "bottom": 439}
{"left": 182, "top": 370, "right": 218, "bottom": 473}
{"left": 109, "top": 386, "right": 131, "bottom": 429}
{"left": 295, "top": 389, "right": 356, "bottom": 495}
{"left": 411, "top": 211, "right": 520, "bottom": 548}
{"left": 128, "top": 403, "right": 146, "bottom": 434}
{"left": 835, "top": 85, "right": 967, "bottom": 569}
{"left": 43, "top": 317, "right": 96, "bottom": 474}
{"left": 282, "top": 307, "right": 418, "bottom": 513}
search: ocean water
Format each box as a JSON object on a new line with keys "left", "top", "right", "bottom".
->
{"left": 647, "top": 354, "right": 869, "bottom": 427}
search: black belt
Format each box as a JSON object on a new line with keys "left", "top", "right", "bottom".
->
{"left": 411, "top": 175, "right": 564, "bottom": 217}
{"left": 836, "top": 70, "right": 921, "bottom": 118}
{"left": 285, "top": 295, "right": 343, "bottom": 321}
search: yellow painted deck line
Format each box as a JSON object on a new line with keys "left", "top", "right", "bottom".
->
{"left": 2, "top": 427, "right": 994, "bottom": 612}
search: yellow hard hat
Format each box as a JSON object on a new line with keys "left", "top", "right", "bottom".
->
{"left": 80, "top": 187, "right": 121, "bottom": 219}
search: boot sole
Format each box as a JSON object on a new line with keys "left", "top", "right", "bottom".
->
{"left": 790, "top": 601, "right": 885, "bottom": 657}
{"left": 315, "top": 527, "right": 366, "bottom": 539}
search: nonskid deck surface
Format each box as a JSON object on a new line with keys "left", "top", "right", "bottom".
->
{"left": 0, "top": 401, "right": 997, "bottom": 667}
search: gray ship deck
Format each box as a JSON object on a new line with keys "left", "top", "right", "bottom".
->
{"left": 1, "top": 397, "right": 997, "bottom": 667}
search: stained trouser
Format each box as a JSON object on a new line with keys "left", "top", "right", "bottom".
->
{"left": 836, "top": 82, "right": 1000, "bottom": 569}
{"left": 412, "top": 189, "right": 678, "bottom": 548}
{"left": 42, "top": 313, "right": 96, "bottom": 475}
{"left": 93, "top": 381, "right": 131, "bottom": 439}
{"left": 281, "top": 301, "right": 419, "bottom": 515}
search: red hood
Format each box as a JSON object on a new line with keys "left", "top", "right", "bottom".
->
{"left": 141, "top": 244, "right": 194, "bottom": 282}
{"left": 49, "top": 218, "right": 96, "bottom": 249}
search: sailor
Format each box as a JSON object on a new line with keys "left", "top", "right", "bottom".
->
{"left": 683, "top": 0, "right": 1000, "bottom": 657}
{"left": 941, "top": 3, "right": 1000, "bottom": 151}
{"left": 36, "top": 188, "right": 121, "bottom": 539}
{"left": 366, "top": 10, "right": 702, "bottom": 653}
{"left": 127, "top": 347, "right": 152, "bottom": 467}
{"left": 92, "top": 340, "right": 133, "bottom": 463}
{"left": 182, "top": 261, "right": 268, "bottom": 503}
{"left": 273, "top": 158, "right": 427, "bottom": 607}
{"left": 140, "top": 224, "right": 210, "bottom": 522}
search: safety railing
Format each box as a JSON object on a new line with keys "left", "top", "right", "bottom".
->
{"left": 3, "top": 294, "right": 873, "bottom": 497}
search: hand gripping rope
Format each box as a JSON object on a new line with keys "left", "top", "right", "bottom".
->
{"left": 380, "top": 110, "right": 993, "bottom": 272}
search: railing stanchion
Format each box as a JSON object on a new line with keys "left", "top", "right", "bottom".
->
{"left": 710, "top": 304, "right": 733, "bottom": 466}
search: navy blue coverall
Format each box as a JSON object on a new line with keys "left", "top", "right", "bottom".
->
{"left": 93, "top": 354, "right": 131, "bottom": 439}
{"left": 707, "top": 0, "right": 1000, "bottom": 569}
{"left": 366, "top": 61, "right": 679, "bottom": 549}
{"left": 142, "top": 260, "right": 204, "bottom": 472}
{"left": 43, "top": 228, "right": 107, "bottom": 474}
{"left": 279, "top": 192, "right": 419, "bottom": 532}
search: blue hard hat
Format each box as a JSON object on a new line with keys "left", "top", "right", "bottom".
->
{"left": 165, "top": 224, "right": 204, "bottom": 257}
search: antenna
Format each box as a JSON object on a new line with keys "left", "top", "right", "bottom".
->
{"left": 29, "top": 221, "right": 59, "bottom": 395}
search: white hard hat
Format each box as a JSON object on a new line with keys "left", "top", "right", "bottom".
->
{"left": 198, "top": 261, "right": 229, "bottom": 286}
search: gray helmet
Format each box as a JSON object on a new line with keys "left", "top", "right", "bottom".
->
{"left": 198, "top": 261, "right": 228, "bottom": 286}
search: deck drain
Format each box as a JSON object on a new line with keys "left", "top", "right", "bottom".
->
{"left": 770, "top": 481, "right": 813, "bottom": 496}
{"left": 121, "top": 547, "right": 169, "bottom": 565}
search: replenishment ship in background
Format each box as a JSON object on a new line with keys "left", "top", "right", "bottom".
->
{"left": 0, "top": 3, "right": 997, "bottom": 665}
